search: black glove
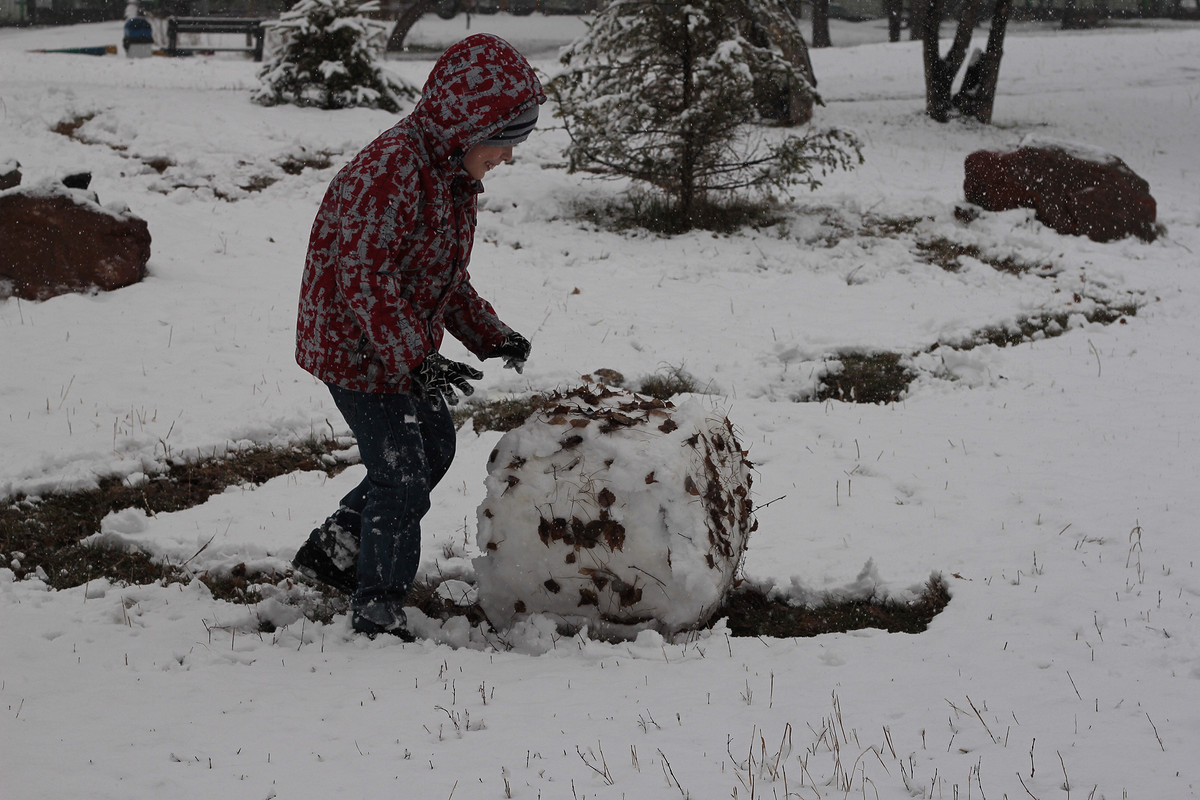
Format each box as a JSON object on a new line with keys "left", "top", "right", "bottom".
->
{"left": 488, "top": 332, "right": 531, "bottom": 374}
{"left": 414, "top": 353, "right": 483, "bottom": 406}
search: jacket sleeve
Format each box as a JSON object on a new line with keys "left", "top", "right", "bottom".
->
{"left": 444, "top": 273, "right": 510, "bottom": 359}
{"left": 332, "top": 167, "right": 430, "bottom": 380}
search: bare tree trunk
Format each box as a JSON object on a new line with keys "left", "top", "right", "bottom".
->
{"left": 921, "top": 0, "right": 984, "bottom": 121}
{"left": 768, "top": 25, "right": 816, "bottom": 123}
{"left": 910, "top": 0, "right": 925, "bottom": 40}
{"left": 387, "top": 0, "right": 433, "bottom": 52}
{"left": 969, "top": 0, "right": 1012, "bottom": 122}
{"left": 920, "top": 0, "right": 948, "bottom": 118}
{"left": 678, "top": 43, "right": 698, "bottom": 230}
{"left": 811, "top": 0, "right": 832, "bottom": 47}
{"left": 743, "top": 0, "right": 817, "bottom": 125}
{"left": 1060, "top": 0, "right": 1079, "bottom": 26}
{"left": 886, "top": 0, "right": 904, "bottom": 42}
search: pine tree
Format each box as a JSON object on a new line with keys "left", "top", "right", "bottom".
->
{"left": 549, "top": 0, "right": 862, "bottom": 232}
{"left": 253, "top": 0, "right": 415, "bottom": 112}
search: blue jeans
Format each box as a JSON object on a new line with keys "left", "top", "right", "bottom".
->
{"left": 326, "top": 384, "right": 457, "bottom": 629}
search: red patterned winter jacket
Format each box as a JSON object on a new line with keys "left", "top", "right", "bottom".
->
{"left": 295, "top": 34, "right": 545, "bottom": 393}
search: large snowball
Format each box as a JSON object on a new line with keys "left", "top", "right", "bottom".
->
{"left": 473, "top": 385, "right": 756, "bottom": 639}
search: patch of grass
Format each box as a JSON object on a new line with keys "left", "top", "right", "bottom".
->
{"left": 805, "top": 211, "right": 1059, "bottom": 278}
{"left": 949, "top": 297, "right": 1139, "bottom": 350}
{"left": 636, "top": 366, "right": 703, "bottom": 400}
{"left": 452, "top": 374, "right": 703, "bottom": 434}
{"left": 586, "top": 368, "right": 626, "bottom": 387}
{"left": 916, "top": 236, "right": 1048, "bottom": 275}
{"left": 804, "top": 210, "right": 928, "bottom": 249}
{"left": 200, "top": 562, "right": 277, "bottom": 607}
{"left": 276, "top": 150, "right": 336, "bottom": 175}
{"left": 862, "top": 213, "right": 926, "bottom": 237}
{"left": 801, "top": 294, "right": 1141, "bottom": 404}
{"left": 816, "top": 352, "right": 914, "bottom": 404}
{"left": 574, "top": 193, "right": 787, "bottom": 235}
{"left": 239, "top": 174, "right": 279, "bottom": 193}
{"left": 716, "top": 575, "right": 951, "bottom": 638}
{"left": 198, "top": 566, "right": 350, "bottom": 630}
{"left": 453, "top": 394, "right": 548, "bottom": 434}
{"left": 151, "top": 149, "right": 336, "bottom": 195}
{"left": 409, "top": 579, "right": 491, "bottom": 628}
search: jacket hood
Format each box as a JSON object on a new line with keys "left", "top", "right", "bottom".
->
{"left": 413, "top": 34, "right": 546, "bottom": 166}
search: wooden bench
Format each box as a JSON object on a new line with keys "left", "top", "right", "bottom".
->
{"left": 166, "top": 16, "right": 266, "bottom": 61}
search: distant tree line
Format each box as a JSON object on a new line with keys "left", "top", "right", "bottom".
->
{"left": 11, "top": 0, "right": 1195, "bottom": 27}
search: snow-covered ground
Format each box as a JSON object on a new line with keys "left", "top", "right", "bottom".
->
{"left": 3, "top": 13, "right": 1199, "bottom": 800}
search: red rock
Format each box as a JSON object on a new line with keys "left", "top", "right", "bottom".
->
{"left": 963, "top": 140, "right": 1157, "bottom": 243}
{"left": 0, "top": 181, "right": 151, "bottom": 301}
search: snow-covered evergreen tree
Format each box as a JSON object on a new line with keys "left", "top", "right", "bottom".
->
{"left": 253, "top": 0, "right": 414, "bottom": 112}
{"left": 549, "top": 0, "right": 862, "bottom": 231}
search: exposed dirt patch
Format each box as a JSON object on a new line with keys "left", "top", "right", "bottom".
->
{"left": 351, "top": 573, "right": 952, "bottom": 640}
{"left": 801, "top": 291, "right": 1139, "bottom": 403}
{"left": 716, "top": 575, "right": 951, "bottom": 638}
{"left": 1, "top": 416, "right": 949, "bottom": 640}
{"left": 143, "top": 156, "right": 174, "bottom": 174}
{"left": 277, "top": 150, "right": 336, "bottom": 175}
{"left": 815, "top": 352, "right": 914, "bottom": 404}
{"left": 49, "top": 112, "right": 338, "bottom": 197}
{"left": 950, "top": 298, "right": 1139, "bottom": 350}
{"left": 915, "top": 236, "right": 1051, "bottom": 275}
{"left": 1, "top": 439, "right": 354, "bottom": 591}
{"left": 51, "top": 113, "right": 96, "bottom": 140}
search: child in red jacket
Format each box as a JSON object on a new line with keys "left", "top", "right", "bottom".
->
{"left": 293, "top": 34, "right": 543, "bottom": 638}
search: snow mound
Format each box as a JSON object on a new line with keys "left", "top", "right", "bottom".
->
{"left": 473, "top": 385, "right": 756, "bottom": 639}
{"left": 1017, "top": 134, "right": 1122, "bottom": 166}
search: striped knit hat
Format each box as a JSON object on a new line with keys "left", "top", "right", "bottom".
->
{"left": 481, "top": 104, "right": 539, "bottom": 147}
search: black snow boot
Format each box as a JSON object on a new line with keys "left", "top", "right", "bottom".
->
{"left": 352, "top": 602, "right": 415, "bottom": 642}
{"left": 292, "top": 507, "right": 360, "bottom": 594}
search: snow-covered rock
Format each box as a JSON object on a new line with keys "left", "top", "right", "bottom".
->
{"left": 474, "top": 385, "right": 755, "bottom": 639}
{"left": 963, "top": 139, "right": 1157, "bottom": 243}
{"left": 0, "top": 178, "right": 150, "bottom": 300}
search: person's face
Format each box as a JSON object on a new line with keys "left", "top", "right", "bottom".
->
{"left": 463, "top": 143, "right": 514, "bottom": 181}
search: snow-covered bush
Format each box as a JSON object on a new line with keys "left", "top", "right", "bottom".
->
{"left": 253, "top": 0, "right": 414, "bottom": 112}
{"left": 473, "top": 385, "right": 756, "bottom": 639}
{"left": 548, "top": 0, "right": 862, "bottom": 231}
